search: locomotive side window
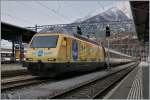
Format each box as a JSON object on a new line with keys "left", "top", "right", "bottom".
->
{"left": 30, "top": 36, "right": 59, "bottom": 48}
{"left": 62, "top": 37, "right": 67, "bottom": 46}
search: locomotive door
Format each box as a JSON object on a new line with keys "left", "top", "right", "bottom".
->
{"left": 66, "top": 38, "right": 71, "bottom": 62}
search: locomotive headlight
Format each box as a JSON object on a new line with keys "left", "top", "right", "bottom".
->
{"left": 48, "top": 58, "right": 56, "bottom": 61}
{"left": 26, "top": 58, "right": 33, "bottom": 61}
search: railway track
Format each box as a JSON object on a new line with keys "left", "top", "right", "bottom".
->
{"left": 1, "top": 69, "right": 29, "bottom": 78}
{"left": 1, "top": 75, "right": 50, "bottom": 92}
{"left": 48, "top": 62, "right": 138, "bottom": 99}
{"left": 1, "top": 62, "right": 138, "bottom": 99}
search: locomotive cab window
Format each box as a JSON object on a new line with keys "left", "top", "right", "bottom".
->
{"left": 30, "top": 36, "right": 59, "bottom": 48}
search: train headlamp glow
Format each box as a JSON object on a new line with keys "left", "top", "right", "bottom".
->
{"left": 48, "top": 58, "right": 56, "bottom": 61}
{"left": 26, "top": 58, "right": 33, "bottom": 61}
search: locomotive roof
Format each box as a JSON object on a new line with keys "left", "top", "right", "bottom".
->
{"left": 38, "top": 26, "right": 73, "bottom": 35}
{"left": 105, "top": 48, "right": 132, "bottom": 58}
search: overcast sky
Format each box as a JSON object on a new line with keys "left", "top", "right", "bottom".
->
{"left": 1, "top": 1, "right": 132, "bottom": 27}
{"left": 1, "top": 1, "right": 132, "bottom": 49}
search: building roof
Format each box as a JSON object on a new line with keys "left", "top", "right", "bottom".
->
{"left": 1, "top": 22, "right": 36, "bottom": 43}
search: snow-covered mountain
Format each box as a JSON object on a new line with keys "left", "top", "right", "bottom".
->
{"left": 74, "top": 7, "right": 130, "bottom": 24}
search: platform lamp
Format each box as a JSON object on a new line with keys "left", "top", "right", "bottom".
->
{"left": 106, "top": 24, "right": 111, "bottom": 69}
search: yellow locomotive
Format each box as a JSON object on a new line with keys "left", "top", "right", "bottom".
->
{"left": 23, "top": 32, "right": 106, "bottom": 77}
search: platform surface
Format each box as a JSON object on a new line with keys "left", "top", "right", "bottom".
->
{"left": 104, "top": 61, "right": 149, "bottom": 99}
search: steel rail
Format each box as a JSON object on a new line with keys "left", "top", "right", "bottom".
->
{"left": 1, "top": 76, "right": 51, "bottom": 92}
{"left": 92, "top": 63, "right": 137, "bottom": 99}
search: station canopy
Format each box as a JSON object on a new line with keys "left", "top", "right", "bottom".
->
{"left": 1, "top": 22, "right": 36, "bottom": 43}
{"left": 130, "top": 1, "right": 149, "bottom": 43}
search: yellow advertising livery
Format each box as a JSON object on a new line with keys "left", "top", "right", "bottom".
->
{"left": 23, "top": 27, "right": 136, "bottom": 77}
{"left": 23, "top": 32, "right": 106, "bottom": 77}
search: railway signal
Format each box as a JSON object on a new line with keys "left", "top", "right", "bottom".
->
{"left": 106, "top": 25, "right": 110, "bottom": 37}
{"left": 77, "top": 26, "right": 82, "bottom": 35}
{"left": 106, "top": 25, "right": 111, "bottom": 69}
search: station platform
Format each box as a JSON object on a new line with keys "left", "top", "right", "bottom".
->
{"left": 104, "top": 61, "right": 149, "bottom": 99}
{"left": 1, "top": 63, "right": 26, "bottom": 71}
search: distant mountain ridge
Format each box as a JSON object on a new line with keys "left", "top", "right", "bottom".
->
{"left": 40, "top": 7, "right": 134, "bottom": 38}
